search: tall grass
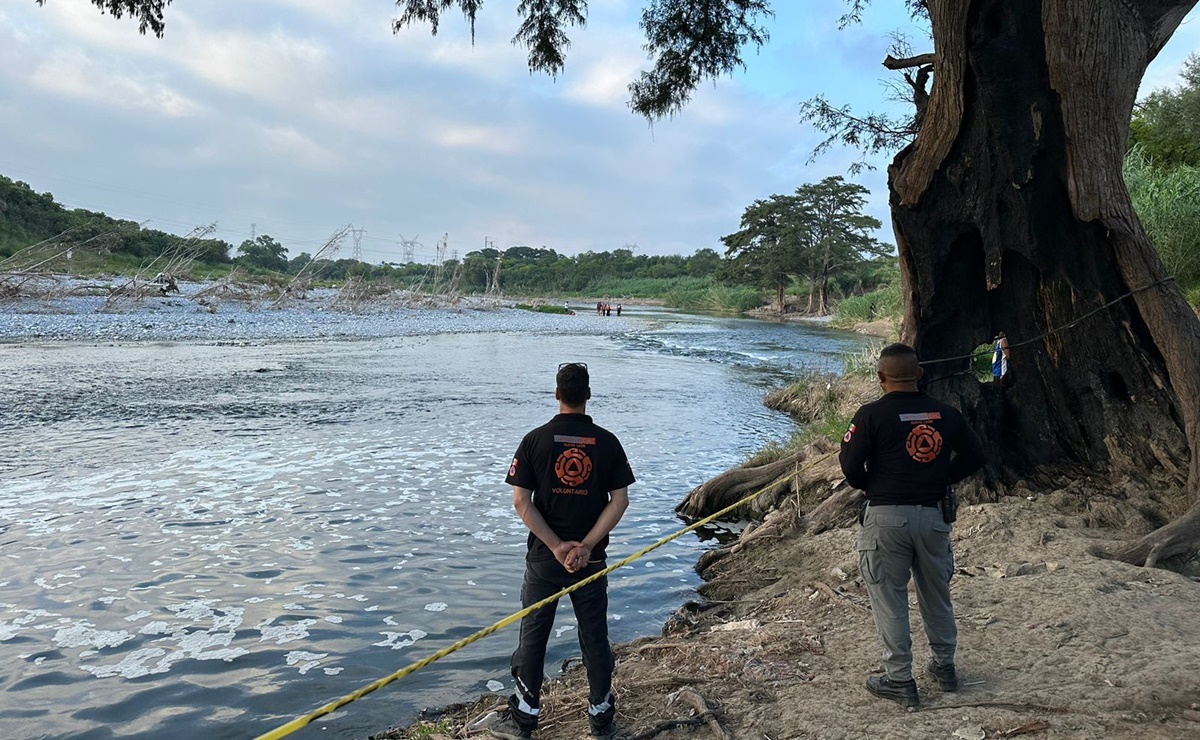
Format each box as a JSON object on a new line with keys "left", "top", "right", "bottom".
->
{"left": 830, "top": 282, "right": 903, "bottom": 329}
{"left": 663, "top": 283, "right": 764, "bottom": 312}
{"left": 578, "top": 275, "right": 764, "bottom": 312}
{"left": 581, "top": 275, "right": 712, "bottom": 298}
{"left": 1125, "top": 148, "right": 1200, "bottom": 301}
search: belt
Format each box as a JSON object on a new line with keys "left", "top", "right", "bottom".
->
{"left": 867, "top": 501, "right": 939, "bottom": 508}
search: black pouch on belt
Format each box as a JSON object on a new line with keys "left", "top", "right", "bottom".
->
{"left": 940, "top": 487, "right": 958, "bottom": 524}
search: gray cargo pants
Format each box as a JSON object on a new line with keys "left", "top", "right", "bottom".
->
{"left": 857, "top": 504, "right": 956, "bottom": 681}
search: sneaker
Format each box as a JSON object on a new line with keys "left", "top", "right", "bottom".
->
{"left": 865, "top": 675, "right": 919, "bottom": 708}
{"left": 590, "top": 719, "right": 620, "bottom": 738}
{"left": 926, "top": 658, "right": 959, "bottom": 691}
{"left": 472, "top": 705, "right": 535, "bottom": 734}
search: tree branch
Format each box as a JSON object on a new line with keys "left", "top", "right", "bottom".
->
{"left": 1136, "top": 0, "right": 1200, "bottom": 58}
{"left": 883, "top": 52, "right": 935, "bottom": 70}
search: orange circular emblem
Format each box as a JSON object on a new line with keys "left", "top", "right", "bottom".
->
{"left": 905, "top": 424, "right": 943, "bottom": 463}
{"left": 554, "top": 448, "right": 593, "bottom": 487}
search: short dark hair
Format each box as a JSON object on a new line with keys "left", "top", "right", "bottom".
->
{"left": 879, "top": 342, "right": 918, "bottom": 360}
{"left": 556, "top": 363, "right": 590, "bottom": 406}
{"left": 877, "top": 343, "right": 921, "bottom": 382}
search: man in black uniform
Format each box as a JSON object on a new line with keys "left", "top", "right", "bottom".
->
{"left": 489, "top": 362, "right": 634, "bottom": 739}
{"left": 840, "top": 343, "right": 985, "bottom": 708}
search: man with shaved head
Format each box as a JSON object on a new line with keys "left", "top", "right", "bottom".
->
{"left": 840, "top": 343, "right": 985, "bottom": 708}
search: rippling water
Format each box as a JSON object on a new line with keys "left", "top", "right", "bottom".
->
{"left": 0, "top": 308, "right": 867, "bottom": 739}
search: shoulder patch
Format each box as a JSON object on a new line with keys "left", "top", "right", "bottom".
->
{"left": 843, "top": 423, "right": 857, "bottom": 444}
{"left": 508, "top": 458, "right": 518, "bottom": 477}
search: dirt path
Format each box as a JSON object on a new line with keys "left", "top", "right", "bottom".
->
{"left": 392, "top": 498, "right": 1200, "bottom": 740}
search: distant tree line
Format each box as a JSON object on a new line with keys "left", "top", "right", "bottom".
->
{"left": 0, "top": 175, "right": 231, "bottom": 264}
{"left": 0, "top": 175, "right": 727, "bottom": 294}
{"left": 2, "top": 171, "right": 902, "bottom": 309}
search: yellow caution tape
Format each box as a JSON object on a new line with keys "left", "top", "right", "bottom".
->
{"left": 253, "top": 451, "right": 835, "bottom": 740}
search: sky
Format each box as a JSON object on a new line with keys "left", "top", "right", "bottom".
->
{"left": 1, "top": 1, "right": 1198, "bottom": 265}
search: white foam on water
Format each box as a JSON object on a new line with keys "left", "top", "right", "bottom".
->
{"left": 285, "top": 650, "right": 328, "bottom": 675}
{"left": 486, "top": 680, "right": 505, "bottom": 692}
{"left": 374, "top": 629, "right": 427, "bottom": 650}
{"left": 554, "top": 625, "right": 575, "bottom": 637}
{"left": 169, "top": 599, "right": 219, "bottom": 622}
{"left": 125, "top": 610, "right": 153, "bottom": 622}
{"left": 424, "top": 603, "right": 447, "bottom": 612}
{"left": 53, "top": 623, "right": 134, "bottom": 650}
{"left": 80, "top": 647, "right": 169, "bottom": 679}
{"left": 323, "top": 616, "right": 343, "bottom": 624}
{"left": 323, "top": 666, "right": 344, "bottom": 675}
{"left": 35, "top": 572, "right": 81, "bottom": 590}
{"left": 257, "top": 618, "right": 318, "bottom": 645}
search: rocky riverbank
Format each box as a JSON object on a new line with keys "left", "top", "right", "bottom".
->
{"left": 0, "top": 275, "right": 632, "bottom": 344}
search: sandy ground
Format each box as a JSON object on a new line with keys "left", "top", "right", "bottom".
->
{"left": 383, "top": 495, "right": 1200, "bottom": 740}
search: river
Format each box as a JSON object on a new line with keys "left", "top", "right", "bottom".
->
{"left": 0, "top": 306, "right": 869, "bottom": 739}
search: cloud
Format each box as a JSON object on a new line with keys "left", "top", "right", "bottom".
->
{"left": 564, "top": 51, "right": 643, "bottom": 108}
{"left": 432, "top": 123, "right": 525, "bottom": 154}
{"left": 30, "top": 49, "right": 201, "bottom": 118}
{"left": 180, "top": 29, "right": 330, "bottom": 101}
{"left": 256, "top": 124, "right": 342, "bottom": 170}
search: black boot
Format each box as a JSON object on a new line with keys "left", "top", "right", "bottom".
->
{"left": 866, "top": 675, "right": 919, "bottom": 708}
{"left": 926, "top": 658, "right": 959, "bottom": 691}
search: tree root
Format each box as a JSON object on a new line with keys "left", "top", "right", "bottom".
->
{"left": 921, "top": 700, "right": 1071, "bottom": 714}
{"left": 808, "top": 580, "right": 872, "bottom": 614}
{"left": 666, "top": 688, "right": 731, "bottom": 740}
{"left": 676, "top": 439, "right": 842, "bottom": 520}
{"left": 623, "top": 716, "right": 708, "bottom": 740}
{"left": 1110, "top": 501, "right": 1200, "bottom": 568}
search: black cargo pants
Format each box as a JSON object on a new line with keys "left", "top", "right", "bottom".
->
{"left": 507, "top": 557, "right": 616, "bottom": 733}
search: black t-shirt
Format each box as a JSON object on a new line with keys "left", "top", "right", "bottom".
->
{"left": 505, "top": 413, "right": 636, "bottom": 561}
{"left": 839, "top": 391, "right": 985, "bottom": 506}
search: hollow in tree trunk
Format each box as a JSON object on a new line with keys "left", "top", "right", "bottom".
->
{"left": 890, "top": 0, "right": 1200, "bottom": 567}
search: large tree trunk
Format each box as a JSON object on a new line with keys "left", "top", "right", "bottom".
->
{"left": 890, "top": 0, "right": 1200, "bottom": 566}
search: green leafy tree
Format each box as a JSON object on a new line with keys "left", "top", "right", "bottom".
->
{"left": 686, "top": 248, "right": 722, "bottom": 277}
{"left": 721, "top": 194, "right": 812, "bottom": 312}
{"left": 287, "top": 252, "right": 313, "bottom": 275}
{"left": 236, "top": 234, "right": 288, "bottom": 272}
{"left": 722, "top": 177, "right": 885, "bottom": 314}
{"left": 1129, "top": 53, "right": 1200, "bottom": 170}
{"left": 796, "top": 177, "right": 887, "bottom": 315}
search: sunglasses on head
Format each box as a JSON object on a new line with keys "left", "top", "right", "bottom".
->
{"left": 558, "top": 362, "right": 588, "bottom": 370}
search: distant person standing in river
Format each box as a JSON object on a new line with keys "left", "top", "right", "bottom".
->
{"left": 488, "top": 362, "right": 634, "bottom": 740}
{"left": 840, "top": 343, "right": 984, "bottom": 709}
